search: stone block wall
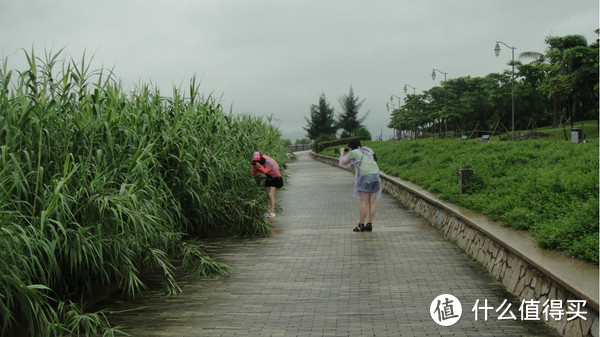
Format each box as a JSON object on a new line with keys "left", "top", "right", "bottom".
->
{"left": 311, "top": 152, "right": 598, "bottom": 337}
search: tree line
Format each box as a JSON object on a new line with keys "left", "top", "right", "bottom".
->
{"left": 389, "top": 33, "right": 599, "bottom": 139}
{"left": 303, "top": 86, "right": 371, "bottom": 144}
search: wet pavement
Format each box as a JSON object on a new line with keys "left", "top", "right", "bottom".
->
{"left": 102, "top": 151, "right": 560, "bottom": 336}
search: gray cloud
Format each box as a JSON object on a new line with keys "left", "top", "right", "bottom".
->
{"left": 1, "top": 0, "right": 597, "bottom": 141}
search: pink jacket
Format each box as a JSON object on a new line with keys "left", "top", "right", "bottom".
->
{"left": 251, "top": 155, "right": 281, "bottom": 177}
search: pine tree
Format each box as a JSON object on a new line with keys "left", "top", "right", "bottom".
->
{"left": 304, "top": 93, "right": 338, "bottom": 140}
{"left": 337, "top": 86, "right": 368, "bottom": 136}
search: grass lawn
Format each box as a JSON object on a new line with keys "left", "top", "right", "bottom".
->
{"left": 321, "top": 121, "right": 599, "bottom": 264}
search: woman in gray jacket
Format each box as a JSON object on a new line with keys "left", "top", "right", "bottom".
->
{"left": 339, "top": 139, "right": 381, "bottom": 232}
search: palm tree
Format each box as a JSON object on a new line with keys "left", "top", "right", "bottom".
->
{"left": 518, "top": 51, "right": 546, "bottom": 63}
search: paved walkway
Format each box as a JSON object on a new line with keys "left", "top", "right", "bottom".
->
{"left": 103, "top": 151, "right": 559, "bottom": 336}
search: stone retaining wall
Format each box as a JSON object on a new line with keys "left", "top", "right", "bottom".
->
{"left": 311, "top": 152, "right": 598, "bottom": 337}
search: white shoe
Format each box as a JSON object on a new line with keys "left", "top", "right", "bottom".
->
{"left": 264, "top": 212, "right": 276, "bottom": 218}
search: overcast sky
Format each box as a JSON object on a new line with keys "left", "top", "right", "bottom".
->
{"left": 2, "top": 1, "right": 598, "bottom": 141}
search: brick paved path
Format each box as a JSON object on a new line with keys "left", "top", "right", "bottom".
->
{"left": 103, "top": 151, "right": 559, "bottom": 336}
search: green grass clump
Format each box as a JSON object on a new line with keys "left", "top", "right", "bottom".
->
{"left": 324, "top": 136, "right": 599, "bottom": 264}
{"left": 0, "top": 49, "right": 288, "bottom": 336}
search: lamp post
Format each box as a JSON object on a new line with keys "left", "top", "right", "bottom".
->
{"left": 494, "top": 41, "right": 516, "bottom": 141}
{"left": 390, "top": 94, "right": 402, "bottom": 106}
{"left": 431, "top": 69, "right": 448, "bottom": 138}
{"left": 390, "top": 95, "right": 403, "bottom": 139}
{"left": 431, "top": 69, "right": 447, "bottom": 82}
{"left": 386, "top": 101, "right": 395, "bottom": 112}
{"left": 386, "top": 101, "right": 395, "bottom": 116}
{"left": 403, "top": 85, "right": 416, "bottom": 139}
{"left": 386, "top": 101, "right": 396, "bottom": 139}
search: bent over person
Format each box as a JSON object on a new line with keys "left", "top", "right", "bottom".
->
{"left": 251, "top": 151, "right": 283, "bottom": 218}
{"left": 339, "top": 139, "right": 382, "bottom": 232}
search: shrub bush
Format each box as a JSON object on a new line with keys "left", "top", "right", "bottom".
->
{"left": 314, "top": 135, "right": 371, "bottom": 152}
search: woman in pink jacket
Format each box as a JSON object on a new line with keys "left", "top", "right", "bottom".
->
{"left": 251, "top": 151, "right": 283, "bottom": 218}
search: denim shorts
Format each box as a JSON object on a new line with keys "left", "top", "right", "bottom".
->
{"left": 357, "top": 174, "right": 381, "bottom": 193}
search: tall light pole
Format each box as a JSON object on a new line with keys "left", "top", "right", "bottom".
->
{"left": 386, "top": 101, "right": 395, "bottom": 112}
{"left": 494, "top": 41, "right": 516, "bottom": 140}
{"left": 431, "top": 69, "right": 448, "bottom": 138}
{"left": 431, "top": 69, "right": 447, "bottom": 82}
{"left": 386, "top": 102, "right": 396, "bottom": 139}
{"left": 390, "top": 95, "right": 402, "bottom": 140}
{"left": 404, "top": 84, "right": 416, "bottom": 140}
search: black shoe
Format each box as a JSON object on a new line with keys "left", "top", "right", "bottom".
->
{"left": 353, "top": 224, "right": 365, "bottom": 232}
{"left": 364, "top": 223, "right": 373, "bottom": 231}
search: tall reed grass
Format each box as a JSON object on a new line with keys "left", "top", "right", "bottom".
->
{"left": 0, "top": 49, "right": 288, "bottom": 336}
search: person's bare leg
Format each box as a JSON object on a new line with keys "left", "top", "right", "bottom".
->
{"left": 368, "top": 192, "right": 377, "bottom": 223}
{"left": 266, "top": 187, "right": 276, "bottom": 215}
{"left": 360, "top": 192, "right": 369, "bottom": 224}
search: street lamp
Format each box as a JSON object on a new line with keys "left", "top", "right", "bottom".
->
{"left": 494, "top": 41, "right": 516, "bottom": 140}
{"left": 431, "top": 69, "right": 448, "bottom": 138}
{"left": 390, "top": 95, "right": 403, "bottom": 140}
{"left": 386, "top": 101, "right": 395, "bottom": 112}
{"left": 386, "top": 102, "right": 395, "bottom": 139}
{"left": 431, "top": 68, "right": 447, "bottom": 82}
{"left": 403, "top": 84, "right": 417, "bottom": 140}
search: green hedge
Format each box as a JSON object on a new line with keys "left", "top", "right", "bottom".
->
{"left": 314, "top": 136, "right": 371, "bottom": 152}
